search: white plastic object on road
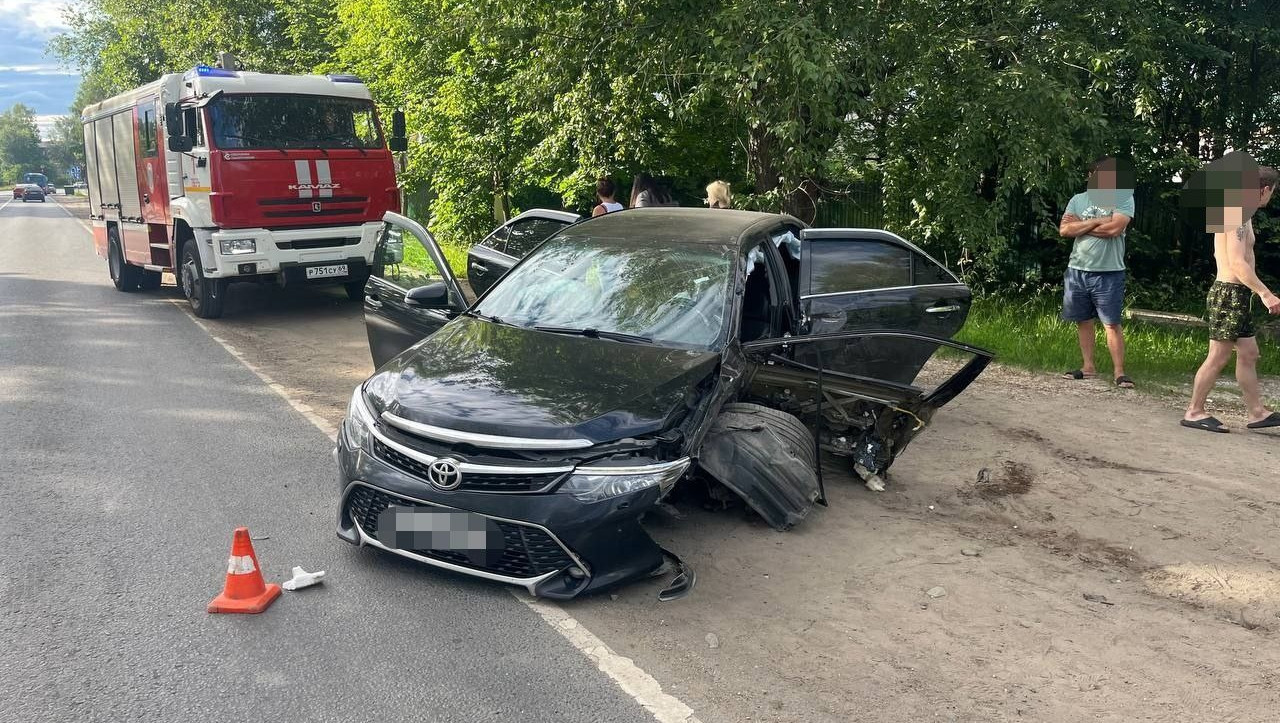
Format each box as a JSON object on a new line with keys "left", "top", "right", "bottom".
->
{"left": 282, "top": 566, "right": 326, "bottom": 591}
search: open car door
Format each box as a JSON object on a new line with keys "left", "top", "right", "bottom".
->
{"left": 797, "top": 228, "right": 972, "bottom": 385}
{"left": 720, "top": 331, "right": 992, "bottom": 527}
{"left": 364, "top": 212, "right": 468, "bottom": 368}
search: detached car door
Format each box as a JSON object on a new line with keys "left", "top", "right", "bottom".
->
{"left": 467, "top": 209, "right": 580, "bottom": 296}
{"left": 797, "top": 228, "right": 971, "bottom": 384}
{"left": 364, "top": 212, "right": 468, "bottom": 368}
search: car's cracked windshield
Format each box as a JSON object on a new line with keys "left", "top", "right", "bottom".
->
{"left": 474, "top": 235, "right": 735, "bottom": 350}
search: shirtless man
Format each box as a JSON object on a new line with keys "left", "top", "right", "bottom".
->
{"left": 1181, "top": 164, "right": 1280, "bottom": 433}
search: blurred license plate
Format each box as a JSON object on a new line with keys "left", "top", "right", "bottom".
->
{"left": 305, "top": 264, "right": 348, "bottom": 279}
{"left": 376, "top": 506, "right": 505, "bottom": 554}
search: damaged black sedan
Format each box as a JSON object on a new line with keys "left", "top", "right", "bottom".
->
{"left": 336, "top": 209, "right": 992, "bottom": 599}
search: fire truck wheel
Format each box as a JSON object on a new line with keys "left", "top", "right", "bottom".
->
{"left": 108, "top": 228, "right": 142, "bottom": 292}
{"left": 180, "top": 241, "right": 226, "bottom": 319}
{"left": 139, "top": 270, "right": 163, "bottom": 291}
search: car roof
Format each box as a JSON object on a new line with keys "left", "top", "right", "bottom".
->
{"left": 558, "top": 207, "right": 801, "bottom": 247}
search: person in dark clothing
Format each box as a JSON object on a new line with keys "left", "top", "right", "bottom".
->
{"left": 630, "top": 173, "right": 676, "bottom": 207}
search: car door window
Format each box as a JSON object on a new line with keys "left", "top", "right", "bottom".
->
{"left": 372, "top": 225, "right": 446, "bottom": 291}
{"left": 808, "top": 240, "right": 912, "bottom": 294}
{"left": 913, "top": 252, "right": 958, "bottom": 285}
{"left": 503, "top": 217, "right": 570, "bottom": 258}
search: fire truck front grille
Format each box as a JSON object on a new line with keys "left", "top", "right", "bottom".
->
{"left": 276, "top": 238, "right": 362, "bottom": 250}
{"left": 258, "top": 196, "right": 368, "bottom": 206}
{"left": 257, "top": 195, "right": 369, "bottom": 219}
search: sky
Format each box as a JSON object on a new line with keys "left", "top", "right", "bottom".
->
{"left": 0, "top": 0, "right": 81, "bottom": 138}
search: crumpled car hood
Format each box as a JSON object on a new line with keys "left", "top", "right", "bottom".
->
{"left": 372, "top": 316, "right": 720, "bottom": 444}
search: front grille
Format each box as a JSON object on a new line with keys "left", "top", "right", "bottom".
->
{"left": 346, "top": 485, "right": 574, "bottom": 578}
{"left": 373, "top": 439, "right": 566, "bottom": 492}
{"left": 275, "top": 237, "right": 360, "bottom": 250}
{"left": 264, "top": 208, "right": 363, "bottom": 218}
{"left": 259, "top": 196, "right": 367, "bottom": 206}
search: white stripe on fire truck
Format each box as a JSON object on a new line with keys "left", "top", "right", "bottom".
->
{"left": 294, "top": 160, "right": 313, "bottom": 199}
{"left": 315, "top": 160, "right": 333, "bottom": 198}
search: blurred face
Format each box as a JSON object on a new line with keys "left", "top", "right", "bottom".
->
{"left": 1181, "top": 152, "right": 1264, "bottom": 234}
{"left": 1090, "top": 169, "right": 1117, "bottom": 190}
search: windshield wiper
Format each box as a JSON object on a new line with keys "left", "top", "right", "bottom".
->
{"left": 310, "top": 134, "right": 368, "bottom": 156}
{"left": 219, "top": 134, "right": 287, "bottom": 155}
{"left": 533, "top": 325, "right": 653, "bottom": 344}
{"left": 465, "top": 310, "right": 514, "bottom": 327}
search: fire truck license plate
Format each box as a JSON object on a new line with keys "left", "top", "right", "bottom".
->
{"left": 305, "top": 264, "right": 348, "bottom": 280}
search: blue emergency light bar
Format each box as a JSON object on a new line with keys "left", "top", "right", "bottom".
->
{"left": 326, "top": 74, "right": 363, "bottom": 83}
{"left": 190, "top": 65, "right": 239, "bottom": 79}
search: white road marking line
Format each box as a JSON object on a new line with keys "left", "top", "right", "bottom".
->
{"left": 517, "top": 595, "right": 702, "bottom": 723}
{"left": 55, "top": 203, "right": 702, "bottom": 723}
{"left": 53, "top": 196, "right": 92, "bottom": 232}
{"left": 175, "top": 312, "right": 341, "bottom": 441}
{"left": 0, "top": 198, "right": 13, "bottom": 213}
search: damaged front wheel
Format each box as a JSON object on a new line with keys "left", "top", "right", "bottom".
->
{"left": 697, "top": 402, "right": 819, "bottom": 530}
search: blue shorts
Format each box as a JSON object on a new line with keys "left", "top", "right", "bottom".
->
{"left": 1062, "top": 268, "right": 1125, "bottom": 325}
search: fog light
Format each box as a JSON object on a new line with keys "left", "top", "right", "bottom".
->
{"left": 566, "top": 566, "right": 586, "bottom": 579}
{"left": 219, "top": 238, "right": 256, "bottom": 255}
{"left": 238, "top": 262, "right": 257, "bottom": 274}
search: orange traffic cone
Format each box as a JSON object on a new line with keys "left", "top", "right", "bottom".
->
{"left": 208, "top": 527, "right": 281, "bottom": 614}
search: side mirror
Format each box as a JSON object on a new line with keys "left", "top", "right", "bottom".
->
{"left": 404, "top": 281, "right": 451, "bottom": 308}
{"left": 164, "top": 104, "right": 193, "bottom": 152}
{"left": 388, "top": 110, "right": 407, "bottom": 153}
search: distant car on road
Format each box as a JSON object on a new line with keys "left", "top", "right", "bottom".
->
{"left": 19, "top": 184, "right": 45, "bottom": 202}
{"left": 44, "top": 184, "right": 57, "bottom": 196}
{"left": 11, "top": 185, "right": 21, "bottom": 200}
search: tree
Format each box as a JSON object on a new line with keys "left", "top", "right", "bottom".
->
{"left": 0, "top": 104, "right": 46, "bottom": 183}
{"left": 45, "top": 116, "right": 86, "bottom": 184}
{"left": 50, "top": 0, "right": 1280, "bottom": 291}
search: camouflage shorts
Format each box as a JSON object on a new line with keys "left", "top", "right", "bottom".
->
{"left": 1206, "top": 281, "right": 1256, "bottom": 341}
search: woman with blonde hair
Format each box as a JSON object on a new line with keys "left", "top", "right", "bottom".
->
{"left": 705, "top": 180, "right": 731, "bottom": 209}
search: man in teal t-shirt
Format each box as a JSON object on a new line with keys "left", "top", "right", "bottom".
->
{"left": 1059, "top": 156, "right": 1137, "bottom": 388}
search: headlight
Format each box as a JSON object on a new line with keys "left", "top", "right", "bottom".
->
{"left": 343, "top": 385, "right": 375, "bottom": 450}
{"left": 559, "top": 458, "right": 691, "bottom": 504}
{"left": 218, "top": 238, "right": 256, "bottom": 255}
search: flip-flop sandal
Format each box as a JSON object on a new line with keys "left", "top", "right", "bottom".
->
{"left": 1180, "top": 416, "right": 1229, "bottom": 433}
{"left": 1246, "top": 412, "right": 1280, "bottom": 430}
{"left": 1063, "top": 369, "right": 1097, "bottom": 380}
{"left": 1115, "top": 375, "right": 1135, "bottom": 388}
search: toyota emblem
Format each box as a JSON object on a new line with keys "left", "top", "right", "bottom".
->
{"left": 312, "top": 201, "right": 322, "bottom": 213}
{"left": 426, "top": 458, "right": 463, "bottom": 490}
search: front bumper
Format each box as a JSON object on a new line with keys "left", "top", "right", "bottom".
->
{"left": 335, "top": 432, "right": 666, "bottom": 600}
{"left": 204, "top": 221, "right": 382, "bottom": 279}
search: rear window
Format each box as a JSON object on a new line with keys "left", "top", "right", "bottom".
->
{"left": 913, "top": 253, "right": 957, "bottom": 285}
{"left": 503, "top": 217, "right": 571, "bottom": 258}
{"left": 808, "top": 240, "right": 911, "bottom": 294}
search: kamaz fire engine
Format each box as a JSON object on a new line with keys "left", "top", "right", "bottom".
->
{"left": 80, "top": 59, "right": 406, "bottom": 318}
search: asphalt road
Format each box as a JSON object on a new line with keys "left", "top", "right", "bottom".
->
{"left": 0, "top": 198, "right": 658, "bottom": 722}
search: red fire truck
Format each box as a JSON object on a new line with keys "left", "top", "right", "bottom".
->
{"left": 81, "top": 60, "right": 407, "bottom": 318}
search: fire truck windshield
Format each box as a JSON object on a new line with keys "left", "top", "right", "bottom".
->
{"left": 208, "top": 94, "right": 384, "bottom": 151}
